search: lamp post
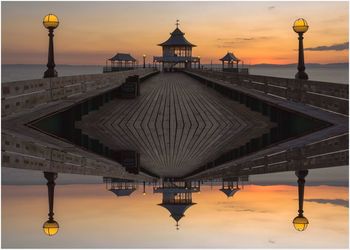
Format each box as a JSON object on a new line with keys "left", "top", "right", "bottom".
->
{"left": 43, "top": 14, "right": 59, "bottom": 78}
{"left": 292, "top": 170, "right": 309, "bottom": 232}
{"left": 198, "top": 56, "right": 201, "bottom": 69}
{"left": 42, "top": 172, "right": 59, "bottom": 236}
{"left": 143, "top": 54, "right": 146, "bottom": 68}
{"left": 293, "top": 18, "right": 309, "bottom": 80}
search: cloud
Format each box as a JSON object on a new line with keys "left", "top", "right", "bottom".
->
{"left": 268, "top": 6, "right": 275, "bottom": 10}
{"left": 304, "top": 199, "right": 349, "bottom": 208}
{"left": 217, "top": 37, "right": 271, "bottom": 48}
{"left": 304, "top": 42, "right": 349, "bottom": 51}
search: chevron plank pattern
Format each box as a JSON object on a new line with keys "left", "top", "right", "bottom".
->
{"left": 77, "top": 73, "right": 272, "bottom": 177}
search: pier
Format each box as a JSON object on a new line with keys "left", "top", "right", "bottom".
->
{"left": 2, "top": 68, "right": 348, "bottom": 181}
{"left": 1, "top": 22, "right": 348, "bottom": 182}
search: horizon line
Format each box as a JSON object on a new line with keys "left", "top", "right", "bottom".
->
{"left": 2, "top": 62, "right": 349, "bottom": 67}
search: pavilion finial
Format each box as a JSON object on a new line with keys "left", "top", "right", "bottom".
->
{"left": 176, "top": 19, "right": 180, "bottom": 28}
{"left": 176, "top": 221, "right": 179, "bottom": 230}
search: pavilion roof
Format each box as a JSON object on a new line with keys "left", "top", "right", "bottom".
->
{"left": 220, "top": 52, "right": 240, "bottom": 62}
{"left": 158, "top": 203, "right": 196, "bottom": 222}
{"left": 109, "top": 188, "right": 136, "bottom": 197}
{"left": 158, "top": 27, "right": 196, "bottom": 47}
{"left": 109, "top": 53, "right": 136, "bottom": 62}
{"left": 219, "top": 188, "right": 240, "bottom": 198}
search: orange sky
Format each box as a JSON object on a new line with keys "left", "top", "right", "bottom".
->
{"left": 2, "top": 184, "right": 348, "bottom": 248}
{"left": 1, "top": 2, "right": 349, "bottom": 65}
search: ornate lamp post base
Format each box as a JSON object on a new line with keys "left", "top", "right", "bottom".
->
{"left": 44, "top": 69, "right": 58, "bottom": 78}
{"left": 295, "top": 71, "right": 308, "bottom": 80}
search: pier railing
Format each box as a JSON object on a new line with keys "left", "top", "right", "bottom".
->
{"left": 187, "top": 69, "right": 349, "bottom": 115}
{"left": 186, "top": 132, "right": 349, "bottom": 180}
{"left": 2, "top": 68, "right": 157, "bottom": 117}
{"left": 1, "top": 132, "right": 153, "bottom": 181}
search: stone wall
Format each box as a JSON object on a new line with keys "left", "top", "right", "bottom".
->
{"left": 2, "top": 68, "right": 156, "bottom": 117}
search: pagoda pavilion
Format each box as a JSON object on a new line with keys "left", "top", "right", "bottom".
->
{"left": 220, "top": 52, "right": 240, "bottom": 72}
{"left": 154, "top": 20, "right": 200, "bottom": 72}
{"left": 103, "top": 53, "right": 137, "bottom": 73}
{"left": 154, "top": 179, "right": 200, "bottom": 229}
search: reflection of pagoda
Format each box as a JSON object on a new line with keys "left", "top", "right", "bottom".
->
{"left": 154, "top": 179, "right": 200, "bottom": 230}
{"left": 103, "top": 177, "right": 137, "bottom": 197}
{"left": 220, "top": 176, "right": 248, "bottom": 198}
{"left": 220, "top": 177, "right": 240, "bottom": 198}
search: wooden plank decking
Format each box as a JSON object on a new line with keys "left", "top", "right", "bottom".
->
{"left": 77, "top": 73, "right": 273, "bottom": 177}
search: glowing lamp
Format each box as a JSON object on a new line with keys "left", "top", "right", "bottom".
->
{"left": 293, "top": 18, "right": 308, "bottom": 33}
{"left": 43, "top": 14, "right": 59, "bottom": 29}
{"left": 43, "top": 220, "right": 59, "bottom": 236}
{"left": 292, "top": 215, "right": 309, "bottom": 232}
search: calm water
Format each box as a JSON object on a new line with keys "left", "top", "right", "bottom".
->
{"left": 1, "top": 64, "right": 349, "bottom": 84}
{"left": 1, "top": 178, "right": 348, "bottom": 248}
{"left": 1, "top": 64, "right": 103, "bottom": 83}
{"left": 248, "top": 66, "right": 349, "bottom": 84}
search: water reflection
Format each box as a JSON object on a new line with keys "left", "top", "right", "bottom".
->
{"left": 42, "top": 172, "right": 59, "bottom": 236}
{"left": 293, "top": 170, "right": 309, "bottom": 232}
{"left": 2, "top": 171, "right": 348, "bottom": 248}
{"left": 220, "top": 177, "right": 241, "bottom": 198}
{"left": 154, "top": 179, "right": 200, "bottom": 230}
{"left": 103, "top": 177, "right": 138, "bottom": 197}
{"left": 37, "top": 171, "right": 318, "bottom": 237}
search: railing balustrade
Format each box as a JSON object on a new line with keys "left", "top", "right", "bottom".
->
{"left": 186, "top": 69, "right": 349, "bottom": 115}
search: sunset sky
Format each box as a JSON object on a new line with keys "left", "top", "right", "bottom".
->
{"left": 1, "top": 1, "right": 349, "bottom": 65}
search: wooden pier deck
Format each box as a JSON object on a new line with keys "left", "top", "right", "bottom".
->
{"left": 77, "top": 73, "right": 273, "bottom": 177}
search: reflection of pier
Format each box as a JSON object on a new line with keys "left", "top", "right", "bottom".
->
{"left": 2, "top": 69, "right": 158, "bottom": 182}
{"left": 103, "top": 177, "right": 138, "bottom": 197}
{"left": 154, "top": 180, "right": 200, "bottom": 229}
{"left": 184, "top": 70, "right": 348, "bottom": 180}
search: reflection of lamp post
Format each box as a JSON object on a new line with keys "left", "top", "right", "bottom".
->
{"left": 143, "top": 181, "right": 146, "bottom": 195}
{"left": 43, "top": 14, "right": 59, "bottom": 78}
{"left": 43, "top": 172, "right": 59, "bottom": 236}
{"left": 143, "top": 54, "right": 146, "bottom": 68}
{"left": 293, "top": 18, "right": 309, "bottom": 80}
{"left": 293, "top": 170, "right": 309, "bottom": 232}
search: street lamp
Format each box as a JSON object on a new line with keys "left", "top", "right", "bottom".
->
{"left": 143, "top": 54, "right": 146, "bottom": 68}
{"left": 293, "top": 18, "right": 309, "bottom": 80}
{"left": 198, "top": 56, "right": 201, "bottom": 69}
{"left": 43, "top": 14, "right": 59, "bottom": 78}
{"left": 292, "top": 170, "right": 309, "bottom": 232}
